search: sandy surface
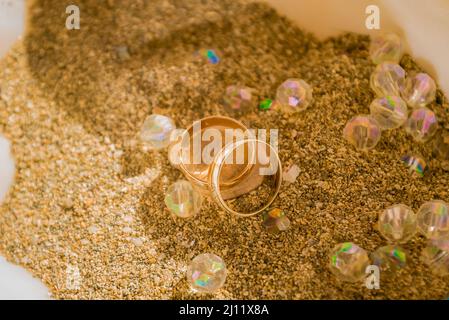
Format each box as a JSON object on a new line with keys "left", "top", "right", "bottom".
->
{"left": 0, "top": 0, "right": 448, "bottom": 299}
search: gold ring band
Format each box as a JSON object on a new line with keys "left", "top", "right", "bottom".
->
{"left": 208, "top": 139, "right": 283, "bottom": 217}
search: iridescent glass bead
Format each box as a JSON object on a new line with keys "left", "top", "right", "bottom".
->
{"left": 343, "top": 115, "right": 382, "bottom": 151}
{"left": 369, "top": 96, "right": 408, "bottom": 130}
{"left": 329, "top": 242, "right": 370, "bottom": 282}
{"left": 402, "top": 72, "right": 436, "bottom": 108}
{"left": 378, "top": 204, "right": 417, "bottom": 243}
{"left": 187, "top": 253, "right": 227, "bottom": 293}
{"left": 140, "top": 114, "right": 176, "bottom": 149}
{"left": 164, "top": 180, "right": 202, "bottom": 218}
{"left": 417, "top": 200, "right": 449, "bottom": 240}
{"left": 262, "top": 208, "right": 291, "bottom": 234}
{"left": 371, "top": 245, "right": 407, "bottom": 272}
{"left": 276, "top": 79, "right": 313, "bottom": 113}
{"left": 196, "top": 49, "right": 221, "bottom": 64}
{"left": 421, "top": 239, "right": 449, "bottom": 276}
{"left": 405, "top": 107, "right": 438, "bottom": 142}
{"left": 223, "top": 85, "right": 255, "bottom": 113}
{"left": 369, "top": 33, "right": 404, "bottom": 65}
{"left": 370, "top": 62, "right": 406, "bottom": 97}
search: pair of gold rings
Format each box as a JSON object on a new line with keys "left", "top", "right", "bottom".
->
{"left": 169, "top": 116, "right": 282, "bottom": 217}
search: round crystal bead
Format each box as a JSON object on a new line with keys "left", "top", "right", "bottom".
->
{"left": 370, "top": 62, "right": 406, "bottom": 97}
{"left": 223, "top": 85, "right": 255, "bottom": 113}
{"left": 329, "top": 242, "right": 370, "bottom": 282}
{"left": 402, "top": 72, "right": 437, "bottom": 108}
{"left": 371, "top": 245, "right": 407, "bottom": 272}
{"left": 164, "top": 180, "right": 202, "bottom": 218}
{"left": 262, "top": 208, "right": 291, "bottom": 234}
{"left": 417, "top": 200, "right": 449, "bottom": 240}
{"left": 343, "top": 115, "right": 382, "bottom": 151}
{"left": 276, "top": 79, "right": 313, "bottom": 113}
{"left": 378, "top": 204, "right": 417, "bottom": 243}
{"left": 369, "top": 96, "right": 408, "bottom": 130}
{"left": 369, "top": 33, "right": 404, "bottom": 65}
{"left": 421, "top": 239, "right": 449, "bottom": 276}
{"left": 140, "top": 114, "right": 176, "bottom": 150}
{"left": 405, "top": 107, "right": 438, "bottom": 142}
{"left": 187, "top": 253, "right": 227, "bottom": 293}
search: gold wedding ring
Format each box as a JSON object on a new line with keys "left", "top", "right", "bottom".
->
{"left": 169, "top": 116, "right": 282, "bottom": 216}
{"left": 209, "top": 139, "right": 283, "bottom": 217}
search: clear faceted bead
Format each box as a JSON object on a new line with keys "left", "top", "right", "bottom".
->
{"left": 378, "top": 204, "right": 417, "bottom": 243}
{"left": 371, "top": 245, "right": 407, "bottom": 272}
{"left": 187, "top": 253, "right": 227, "bottom": 293}
{"left": 402, "top": 72, "right": 437, "bottom": 108}
{"left": 276, "top": 79, "right": 313, "bottom": 113}
{"left": 343, "top": 115, "right": 382, "bottom": 151}
{"left": 369, "top": 96, "right": 408, "bottom": 130}
{"left": 417, "top": 200, "right": 449, "bottom": 240}
{"left": 140, "top": 114, "right": 176, "bottom": 150}
{"left": 405, "top": 107, "right": 438, "bottom": 142}
{"left": 222, "top": 85, "right": 254, "bottom": 113}
{"left": 329, "top": 242, "right": 370, "bottom": 282}
{"left": 433, "top": 130, "right": 449, "bottom": 160}
{"left": 370, "top": 62, "right": 406, "bottom": 97}
{"left": 401, "top": 154, "right": 427, "bottom": 178}
{"left": 421, "top": 239, "right": 449, "bottom": 276}
{"left": 164, "top": 180, "right": 202, "bottom": 218}
{"left": 262, "top": 208, "right": 291, "bottom": 234}
{"left": 369, "top": 33, "right": 404, "bottom": 65}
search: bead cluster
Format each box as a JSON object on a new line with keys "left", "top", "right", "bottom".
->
{"left": 224, "top": 79, "right": 313, "bottom": 114}
{"left": 334, "top": 32, "right": 447, "bottom": 283}
{"left": 330, "top": 200, "right": 449, "bottom": 282}
{"left": 345, "top": 33, "right": 439, "bottom": 154}
{"left": 137, "top": 40, "right": 449, "bottom": 293}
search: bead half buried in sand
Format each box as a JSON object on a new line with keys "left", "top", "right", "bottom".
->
{"left": 417, "top": 200, "right": 449, "bottom": 240}
{"left": 262, "top": 208, "right": 291, "bottom": 234}
{"left": 164, "top": 180, "right": 203, "bottom": 218}
{"left": 329, "top": 242, "right": 370, "bottom": 282}
{"left": 222, "top": 85, "right": 255, "bottom": 113}
{"left": 378, "top": 204, "right": 417, "bottom": 243}
{"left": 433, "top": 130, "right": 449, "bottom": 160}
{"left": 140, "top": 114, "right": 176, "bottom": 150}
{"left": 401, "top": 154, "right": 427, "bottom": 178}
{"left": 371, "top": 245, "right": 407, "bottom": 273}
{"left": 369, "top": 33, "right": 404, "bottom": 65}
{"left": 421, "top": 239, "right": 449, "bottom": 276}
{"left": 402, "top": 72, "right": 437, "bottom": 109}
{"left": 187, "top": 253, "right": 227, "bottom": 293}
{"left": 370, "top": 62, "right": 406, "bottom": 97}
{"left": 343, "top": 115, "right": 382, "bottom": 151}
{"left": 405, "top": 107, "right": 438, "bottom": 143}
{"left": 259, "top": 99, "right": 273, "bottom": 111}
{"left": 196, "top": 49, "right": 221, "bottom": 64}
{"left": 276, "top": 79, "right": 313, "bottom": 113}
{"left": 369, "top": 96, "right": 408, "bottom": 130}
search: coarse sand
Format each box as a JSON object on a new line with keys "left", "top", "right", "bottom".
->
{"left": 1, "top": 0, "right": 449, "bottom": 299}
